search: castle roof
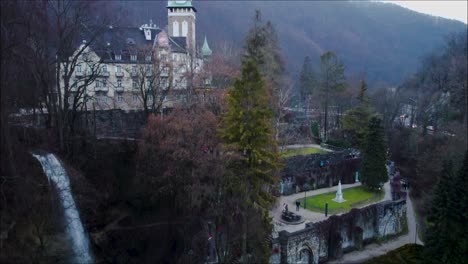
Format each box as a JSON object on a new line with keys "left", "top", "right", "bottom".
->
{"left": 201, "top": 36, "right": 212, "bottom": 57}
{"left": 81, "top": 25, "right": 188, "bottom": 62}
{"left": 167, "top": 0, "right": 196, "bottom": 11}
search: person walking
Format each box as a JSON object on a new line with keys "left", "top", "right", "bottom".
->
{"left": 296, "top": 201, "right": 300, "bottom": 211}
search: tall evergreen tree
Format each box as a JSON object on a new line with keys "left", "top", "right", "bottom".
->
{"left": 424, "top": 160, "right": 463, "bottom": 264}
{"left": 360, "top": 115, "right": 387, "bottom": 189}
{"left": 244, "top": 11, "right": 287, "bottom": 143}
{"left": 342, "top": 80, "right": 372, "bottom": 149}
{"left": 319, "top": 51, "right": 346, "bottom": 142}
{"left": 299, "top": 56, "right": 315, "bottom": 108}
{"left": 454, "top": 152, "right": 468, "bottom": 263}
{"left": 220, "top": 59, "right": 279, "bottom": 263}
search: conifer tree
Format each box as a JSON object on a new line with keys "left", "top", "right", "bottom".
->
{"left": 454, "top": 152, "right": 468, "bottom": 263}
{"left": 360, "top": 115, "right": 387, "bottom": 189}
{"left": 424, "top": 160, "right": 463, "bottom": 264}
{"left": 220, "top": 59, "right": 279, "bottom": 263}
{"left": 342, "top": 80, "right": 372, "bottom": 149}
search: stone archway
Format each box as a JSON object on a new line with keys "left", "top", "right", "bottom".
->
{"left": 298, "top": 247, "right": 313, "bottom": 264}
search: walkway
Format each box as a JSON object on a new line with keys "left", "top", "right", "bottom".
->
{"left": 328, "top": 194, "right": 423, "bottom": 263}
{"left": 270, "top": 181, "right": 391, "bottom": 233}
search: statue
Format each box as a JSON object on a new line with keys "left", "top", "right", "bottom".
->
{"left": 333, "top": 180, "right": 346, "bottom": 203}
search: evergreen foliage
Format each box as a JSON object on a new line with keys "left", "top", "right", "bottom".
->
{"left": 342, "top": 80, "right": 372, "bottom": 149}
{"left": 360, "top": 115, "right": 387, "bottom": 189}
{"left": 220, "top": 59, "right": 279, "bottom": 263}
{"left": 220, "top": 59, "right": 279, "bottom": 207}
{"left": 424, "top": 160, "right": 464, "bottom": 264}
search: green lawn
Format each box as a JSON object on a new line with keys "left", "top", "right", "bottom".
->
{"left": 281, "top": 147, "right": 325, "bottom": 158}
{"left": 299, "top": 186, "right": 384, "bottom": 215}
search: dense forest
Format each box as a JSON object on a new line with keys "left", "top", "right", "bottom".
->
{"left": 1, "top": 0, "right": 466, "bottom": 263}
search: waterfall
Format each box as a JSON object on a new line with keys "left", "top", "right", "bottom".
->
{"left": 33, "top": 153, "right": 93, "bottom": 263}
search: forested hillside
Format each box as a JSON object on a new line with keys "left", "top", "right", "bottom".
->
{"left": 118, "top": 1, "right": 466, "bottom": 85}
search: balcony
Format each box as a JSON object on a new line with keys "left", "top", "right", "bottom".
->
{"left": 95, "top": 86, "right": 108, "bottom": 92}
{"left": 116, "top": 71, "right": 124, "bottom": 77}
{"left": 115, "top": 86, "right": 124, "bottom": 92}
{"left": 131, "top": 71, "right": 138, "bottom": 78}
{"left": 160, "top": 70, "right": 169, "bottom": 77}
{"left": 75, "top": 71, "right": 83, "bottom": 77}
{"left": 100, "top": 71, "right": 110, "bottom": 77}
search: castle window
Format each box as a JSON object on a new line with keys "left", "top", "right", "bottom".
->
{"left": 102, "top": 79, "right": 107, "bottom": 87}
{"left": 96, "top": 80, "right": 101, "bottom": 87}
{"left": 132, "top": 79, "right": 138, "bottom": 89}
{"left": 117, "top": 95, "right": 124, "bottom": 102}
{"left": 102, "top": 65, "right": 108, "bottom": 73}
{"left": 133, "top": 94, "right": 139, "bottom": 102}
{"left": 182, "top": 20, "right": 188, "bottom": 37}
{"left": 117, "top": 79, "right": 122, "bottom": 87}
{"left": 76, "top": 64, "right": 82, "bottom": 72}
{"left": 116, "top": 65, "right": 122, "bottom": 73}
{"left": 131, "top": 54, "right": 137, "bottom": 61}
{"left": 115, "top": 54, "right": 121, "bottom": 61}
{"left": 173, "top": 21, "right": 179, "bottom": 36}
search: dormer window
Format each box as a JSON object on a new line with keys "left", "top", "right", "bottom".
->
{"left": 115, "top": 54, "right": 122, "bottom": 61}
{"left": 131, "top": 55, "right": 137, "bottom": 61}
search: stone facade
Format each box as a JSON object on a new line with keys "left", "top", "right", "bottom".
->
{"left": 61, "top": 0, "right": 210, "bottom": 112}
{"left": 270, "top": 199, "right": 407, "bottom": 264}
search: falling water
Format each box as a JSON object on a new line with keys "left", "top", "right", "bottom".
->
{"left": 33, "top": 153, "right": 93, "bottom": 263}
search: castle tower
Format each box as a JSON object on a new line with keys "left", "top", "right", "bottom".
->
{"left": 167, "top": 0, "right": 197, "bottom": 54}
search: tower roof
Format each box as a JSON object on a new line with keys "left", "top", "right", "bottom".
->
{"left": 201, "top": 36, "right": 212, "bottom": 57}
{"left": 167, "top": 1, "right": 196, "bottom": 11}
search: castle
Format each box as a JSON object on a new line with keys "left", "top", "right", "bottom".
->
{"left": 63, "top": 0, "right": 212, "bottom": 112}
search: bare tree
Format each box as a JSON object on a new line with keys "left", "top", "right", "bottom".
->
{"left": 126, "top": 44, "right": 173, "bottom": 118}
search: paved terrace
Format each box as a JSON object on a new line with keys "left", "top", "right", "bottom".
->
{"left": 270, "top": 181, "right": 391, "bottom": 233}
{"left": 270, "top": 177, "right": 423, "bottom": 263}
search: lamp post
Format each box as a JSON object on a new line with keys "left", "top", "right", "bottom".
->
{"left": 304, "top": 190, "right": 306, "bottom": 209}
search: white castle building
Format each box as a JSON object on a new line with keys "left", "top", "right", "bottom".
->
{"left": 62, "top": 0, "right": 212, "bottom": 112}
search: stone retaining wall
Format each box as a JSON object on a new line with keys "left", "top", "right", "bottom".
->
{"left": 270, "top": 199, "right": 407, "bottom": 264}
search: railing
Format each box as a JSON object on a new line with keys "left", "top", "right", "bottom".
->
{"left": 115, "top": 72, "right": 124, "bottom": 77}
{"left": 100, "top": 71, "right": 109, "bottom": 77}
{"left": 95, "top": 86, "right": 108, "bottom": 92}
